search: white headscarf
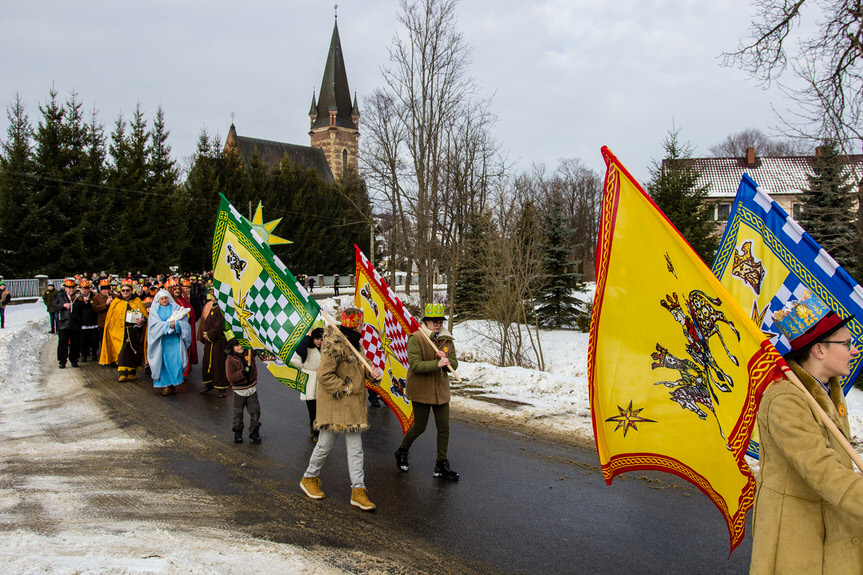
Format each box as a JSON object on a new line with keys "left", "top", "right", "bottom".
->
{"left": 154, "top": 289, "right": 176, "bottom": 307}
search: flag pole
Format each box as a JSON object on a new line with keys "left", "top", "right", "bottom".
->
{"left": 414, "top": 325, "right": 463, "bottom": 383}
{"left": 782, "top": 366, "right": 863, "bottom": 474}
{"left": 319, "top": 310, "right": 377, "bottom": 373}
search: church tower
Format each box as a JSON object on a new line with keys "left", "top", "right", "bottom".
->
{"left": 309, "top": 17, "right": 359, "bottom": 179}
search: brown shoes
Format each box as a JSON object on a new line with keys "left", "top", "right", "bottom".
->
{"left": 350, "top": 487, "right": 376, "bottom": 511}
{"left": 160, "top": 386, "right": 175, "bottom": 396}
{"left": 300, "top": 476, "right": 325, "bottom": 499}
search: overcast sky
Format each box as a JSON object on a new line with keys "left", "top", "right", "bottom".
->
{"left": 1, "top": 0, "right": 801, "bottom": 184}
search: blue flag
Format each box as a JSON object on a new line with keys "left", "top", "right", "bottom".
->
{"left": 712, "top": 174, "right": 863, "bottom": 456}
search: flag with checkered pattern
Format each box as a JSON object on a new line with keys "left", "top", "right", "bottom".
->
{"left": 212, "top": 194, "right": 319, "bottom": 392}
{"left": 354, "top": 245, "right": 420, "bottom": 433}
{"left": 712, "top": 173, "right": 863, "bottom": 457}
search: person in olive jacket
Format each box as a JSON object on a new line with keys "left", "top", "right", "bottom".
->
{"left": 394, "top": 303, "right": 459, "bottom": 481}
{"left": 750, "top": 290, "right": 863, "bottom": 574}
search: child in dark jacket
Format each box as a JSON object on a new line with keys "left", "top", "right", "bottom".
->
{"left": 225, "top": 338, "right": 261, "bottom": 444}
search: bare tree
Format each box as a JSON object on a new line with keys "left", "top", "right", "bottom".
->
{"left": 480, "top": 176, "right": 547, "bottom": 368}
{"left": 709, "top": 128, "right": 809, "bottom": 156}
{"left": 723, "top": 1, "right": 863, "bottom": 147}
{"left": 382, "top": 0, "right": 477, "bottom": 305}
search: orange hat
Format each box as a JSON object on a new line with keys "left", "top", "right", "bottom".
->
{"left": 79, "top": 279, "right": 91, "bottom": 288}
{"left": 63, "top": 277, "right": 76, "bottom": 288}
{"left": 120, "top": 279, "right": 134, "bottom": 288}
{"left": 165, "top": 278, "right": 178, "bottom": 289}
{"left": 181, "top": 279, "right": 191, "bottom": 287}
{"left": 149, "top": 286, "right": 159, "bottom": 295}
{"left": 341, "top": 308, "right": 362, "bottom": 328}
{"left": 99, "top": 279, "right": 110, "bottom": 288}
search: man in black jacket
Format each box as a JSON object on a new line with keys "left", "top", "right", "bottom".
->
{"left": 54, "top": 278, "right": 83, "bottom": 368}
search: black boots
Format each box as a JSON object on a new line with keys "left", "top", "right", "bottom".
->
{"left": 433, "top": 458, "right": 459, "bottom": 481}
{"left": 395, "top": 447, "right": 410, "bottom": 472}
{"left": 234, "top": 431, "right": 243, "bottom": 443}
{"left": 250, "top": 431, "right": 262, "bottom": 444}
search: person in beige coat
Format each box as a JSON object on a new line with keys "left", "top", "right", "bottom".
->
{"left": 299, "top": 308, "right": 382, "bottom": 511}
{"left": 751, "top": 291, "right": 863, "bottom": 574}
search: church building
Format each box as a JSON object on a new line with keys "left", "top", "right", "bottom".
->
{"left": 223, "top": 18, "right": 359, "bottom": 183}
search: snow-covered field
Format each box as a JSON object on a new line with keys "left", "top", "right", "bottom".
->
{"left": 3, "top": 298, "right": 863, "bottom": 572}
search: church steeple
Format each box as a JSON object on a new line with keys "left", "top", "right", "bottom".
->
{"left": 309, "top": 16, "right": 360, "bottom": 178}
{"left": 310, "top": 20, "right": 357, "bottom": 131}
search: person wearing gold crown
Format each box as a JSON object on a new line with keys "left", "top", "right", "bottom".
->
{"left": 99, "top": 279, "right": 148, "bottom": 381}
{"left": 394, "top": 302, "right": 460, "bottom": 481}
{"left": 750, "top": 290, "right": 863, "bottom": 574}
{"left": 54, "top": 277, "right": 83, "bottom": 368}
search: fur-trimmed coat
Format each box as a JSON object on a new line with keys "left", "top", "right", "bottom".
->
{"left": 314, "top": 325, "right": 369, "bottom": 433}
{"left": 750, "top": 360, "right": 863, "bottom": 574}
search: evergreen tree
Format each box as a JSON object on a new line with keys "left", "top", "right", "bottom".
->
{"left": 455, "top": 209, "right": 494, "bottom": 320}
{"left": 0, "top": 94, "right": 34, "bottom": 277}
{"left": 647, "top": 128, "right": 718, "bottom": 265}
{"left": 146, "top": 106, "right": 182, "bottom": 270}
{"left": 796, "top": 140, "right": 857, "bottom": 274}
{"left": 29, "top": 88, "right": 69, "bottom": 276}
{"left": 535, "top": 191, "right": 586, "bottom": 329}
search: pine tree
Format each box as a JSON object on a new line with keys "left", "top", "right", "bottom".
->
{"left": 455, "top": 209, "right": 494, "bottom": 320}
{"left": 647, "top": 128, "right": 718, "bottom": 265}
{"left": 0, "top": 94, "right": 34, "bottom": 277}
{"left": 146, "top": 106, "right": 182, "bottom": 270}
{"left": 796, "top": 140, "right": 857, "bottom": 274}
{"left": 535, "top": 191, "right": 586, "bottom": 329}
{"left": 182, "top": 130, "right": 227, "bottom": 271}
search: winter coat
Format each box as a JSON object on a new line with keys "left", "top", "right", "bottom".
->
{"left": 53, "top": 290, "right": 83, "bottom": 331}
{"left": 78, "top": 291, "right": 100, "bottom": 327}
{"left": 42, "top": 288, "right": 58, "bottom": 312}
{"left": 291, "top": 334, "right": 321, "bottom": 401}
{"left": 226, "top": 349, "right": 257, "bottom": 390}
{"left": 405, "top": 325, "right": 458, "bottom": 405}
{"left": 314, "top": 325, "right": 369, "bottom": 433}
{"left": 750, "top": 360, "right": 863, "bottom": 575}
{"left": 89, "top": 292, "right": 110, "bottom": 328}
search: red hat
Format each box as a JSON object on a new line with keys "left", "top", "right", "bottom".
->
{"left": 79, "top": 279, "right": 92, "bottom": 288}
{"left": 63, "top": 277, "right": 76, "bottom": 288}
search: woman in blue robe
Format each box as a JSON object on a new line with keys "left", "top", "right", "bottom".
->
{"left": 146, "top": 289, "right": 191, "bottom": 396}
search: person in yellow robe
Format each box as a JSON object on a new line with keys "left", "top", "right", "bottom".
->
{"left": 99, "top": 279, "right": 148, "bottom": 381}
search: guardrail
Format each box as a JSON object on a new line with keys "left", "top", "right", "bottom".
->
{"left": 2, "top": 278, "right": 63, "bottom": 299}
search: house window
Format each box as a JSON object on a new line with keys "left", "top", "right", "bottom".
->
{"left": 791, "top": 202, "right": 803, "bottom": 220}
{"left": 715, "top": 203, "right": 732, "bottom": 221}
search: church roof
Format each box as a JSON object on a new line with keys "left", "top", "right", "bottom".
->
{"left": 311, "top": 21, "right": 358, "bottom": 131}
{"left": 226, "top": 126, "right": 334, "bottom": 183}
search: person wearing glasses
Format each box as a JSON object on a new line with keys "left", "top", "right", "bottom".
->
{"left": 750, "top": 290, "right": 863, "bottom": 574}
{"left": 394, "top": 303, "right": 460, "bottom": 481}
{"left": 99, "top": 279, "right": 148, "bottom": 382}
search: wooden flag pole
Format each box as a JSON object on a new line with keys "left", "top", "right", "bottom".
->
{"left": 782, "top": 366, "right": 863, "bottom": 474}
{"left": 319, "top": 311, "right": 377, "bottom": 374}
{"left": 414, "top": 324, "right": 463, "bottom": 384}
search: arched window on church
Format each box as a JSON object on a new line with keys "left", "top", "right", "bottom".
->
{"left": 342, "top": 149, "right": 348, "bottom": 175}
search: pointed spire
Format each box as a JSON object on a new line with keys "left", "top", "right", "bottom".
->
{"left": 351, "top": 92, "right": 360, "bottom": 121}
{"left": 309, "top": 91, "right": 318, "bottom": 123}
{"left": 311, "top": 19, "right": 356, "bottom": 131}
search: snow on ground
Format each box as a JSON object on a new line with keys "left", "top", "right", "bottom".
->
{"left": 0, "top": 302, "right": 347, "bottom": 575}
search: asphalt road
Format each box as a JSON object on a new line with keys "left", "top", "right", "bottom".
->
{"left": 77, "top": 343, "right": 753, "bottom": 575}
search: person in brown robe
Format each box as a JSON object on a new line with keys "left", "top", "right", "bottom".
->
{"left": 198, "top": 292, "right": 228, "bottom": 397}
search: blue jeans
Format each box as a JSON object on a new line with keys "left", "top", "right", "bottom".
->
{"left": 49, "top": 311, "right": 59, "bottom": 332}
{"left": 304, "top": 429, "right": 365, "bottom": 489}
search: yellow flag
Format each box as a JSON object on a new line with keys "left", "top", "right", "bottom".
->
{"left": 354, "top": 245, "right": 417, "bottom": 433}
{"left": 589, "top": 147, "right": 785, "bottom": 552}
